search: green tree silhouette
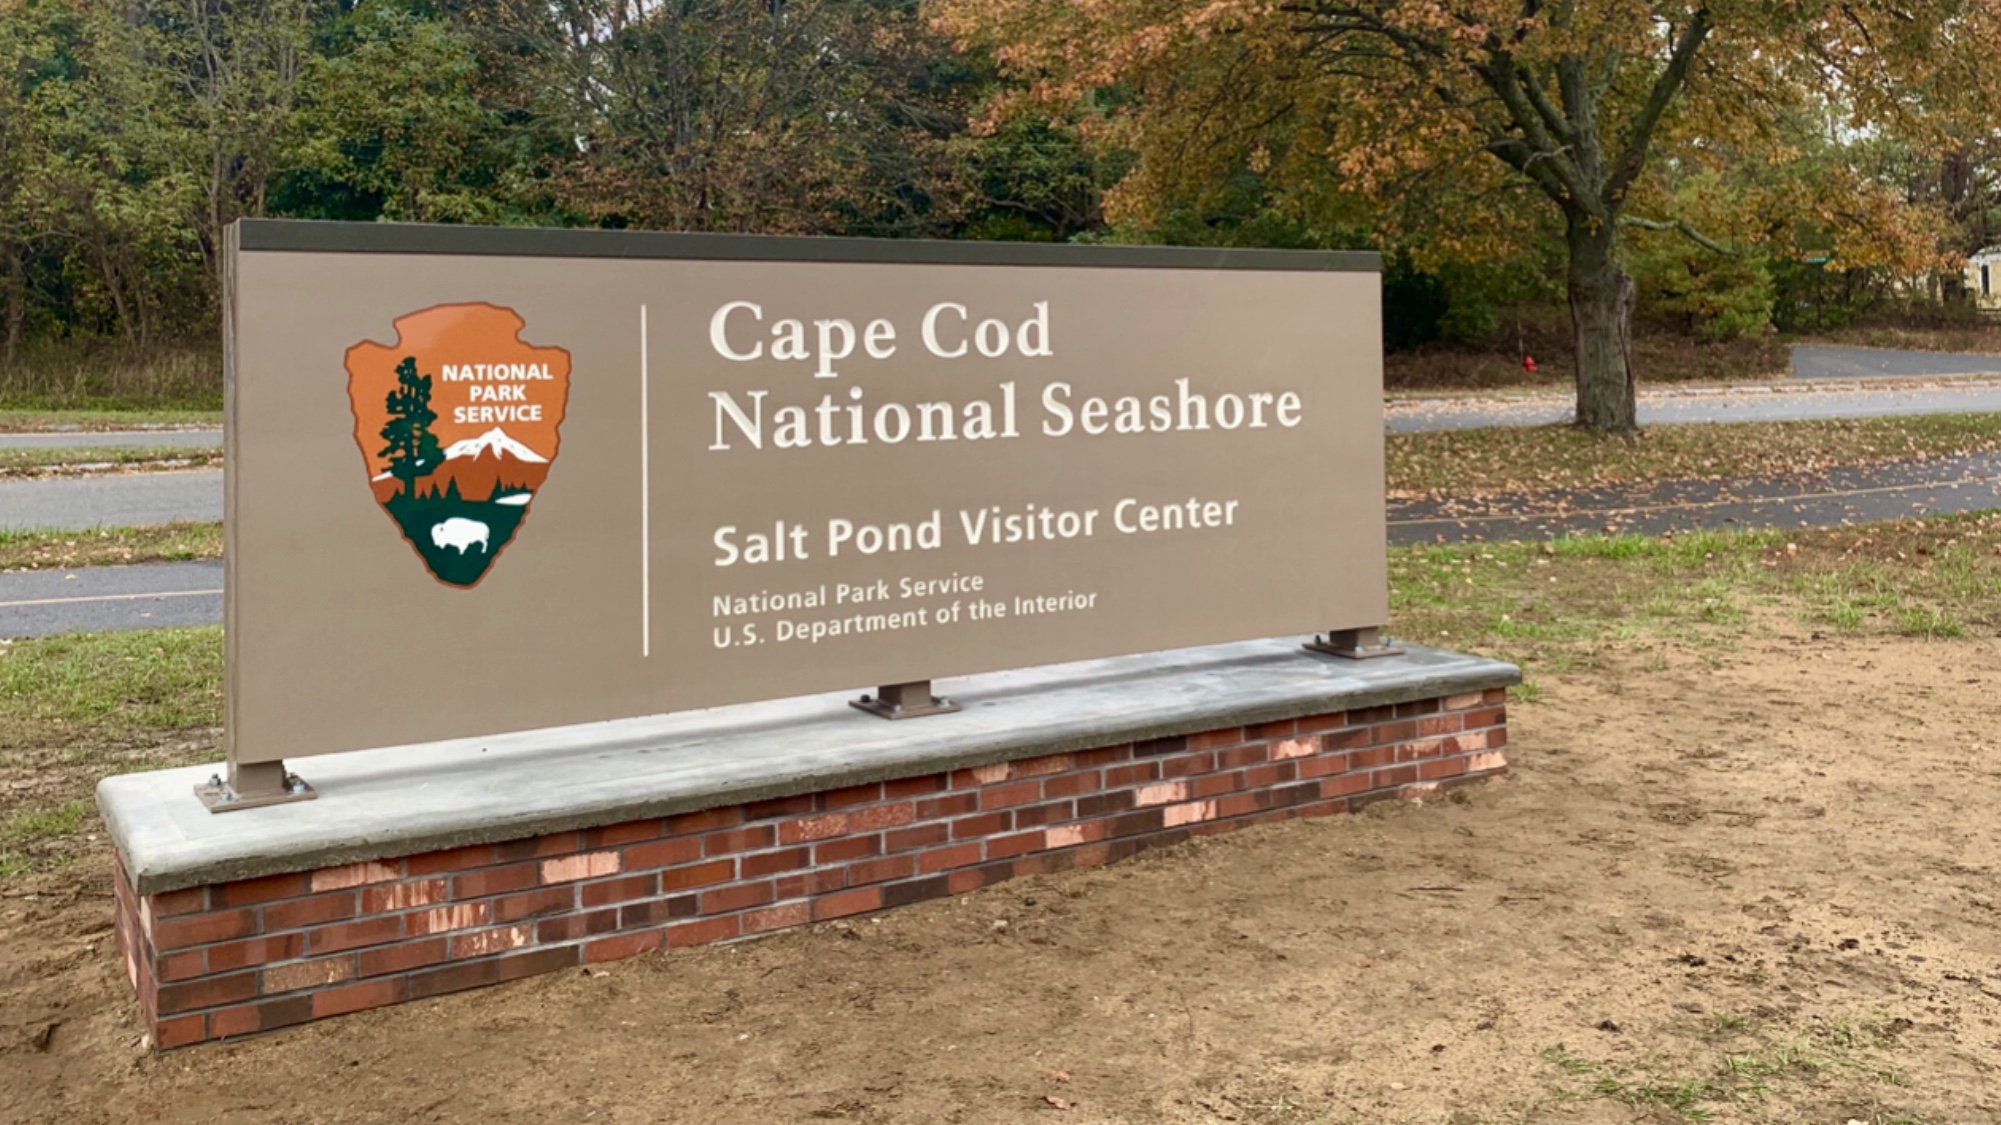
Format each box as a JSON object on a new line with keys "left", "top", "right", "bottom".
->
{"left": 379, "top": 356, "right": 443, "bottom": 495}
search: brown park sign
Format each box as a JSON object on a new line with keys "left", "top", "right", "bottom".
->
{"left": 223, "top": 220, "right": 1388, "bottom": 776}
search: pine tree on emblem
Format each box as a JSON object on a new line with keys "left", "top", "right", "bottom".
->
{"left": 379, "top": 356, "right": 443, "bottom": 495}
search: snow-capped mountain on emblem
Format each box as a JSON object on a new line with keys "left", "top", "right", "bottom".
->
{"left": 346, "top": 304, "right": 571, "bottom": 589}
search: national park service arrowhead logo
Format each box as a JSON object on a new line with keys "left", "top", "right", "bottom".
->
{"left": 345, "top": 303, "right": 570, "bottom": 588}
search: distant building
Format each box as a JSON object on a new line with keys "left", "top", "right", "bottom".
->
{"left": 1969, "top": 247, "right": 2001, "bottom": 314}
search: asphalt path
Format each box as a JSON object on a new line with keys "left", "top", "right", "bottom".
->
{"left": 0, "top": 469, "right": 222, "bottom": 531}
{"left": 1791, "top": 344, "right": 2001, "bottom": 379}
{"left": 0, "top": 428, "right": 220, "bottom": 450}
{"left": 0, "top": 561, "right": 221, "bottom": 638}
{"left": 1386, "top": 380, "right": 2001, "bottom": 432}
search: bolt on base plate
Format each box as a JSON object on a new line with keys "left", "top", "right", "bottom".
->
{"left": 1304, "top": 626, "right": 1406, "bottom": 660}
{"left": 851, "top": 680, "right": 962, "bottom": 720}
{"left": 195, "top": 767, "right": 317, "bottom": 812}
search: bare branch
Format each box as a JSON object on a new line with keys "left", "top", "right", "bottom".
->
{"left": 1621, "top": 214, "right": 1743, "bottom": 257}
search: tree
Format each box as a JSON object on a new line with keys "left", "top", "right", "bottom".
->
{"left": 379, "top": 355, "right": 442, "bottom": 494}
{"left": 940, "top": 0, "right": 2001, "bottom": 431}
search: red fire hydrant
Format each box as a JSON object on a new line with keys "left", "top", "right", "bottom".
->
{"left": 1523, "top": 355, "right": 1538, "bottom": 374}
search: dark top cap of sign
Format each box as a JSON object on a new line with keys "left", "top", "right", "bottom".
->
{"left": 234, "top": 218, "right": 1381, "bottom": 273}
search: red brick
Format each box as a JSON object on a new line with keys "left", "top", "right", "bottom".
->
{"left": 1396, "top": 699, "right": 1440, "bottom": 718}
{"left": 213, "top": 873, "right": 310, "bottom": 908}
{"left": 1068, "top": 842, "right": 1114, "bottom": 870}
{"left": 586, "top": 930, "right": 663, "bottom": 963}
{"left": 1012, "top": 801, "right": 1073, "bottom": 828}
{"left": 407, "top": 903, "right": 491, "bottom": 936}
{"left": 918, "top": 842, "right": 985, "bottom": 874}
{"left": 1076, "top": 791, "right": 1136, "bottom": 818}
{"left": 819, "top": 782, "right": 884, "bottom": 809}
{"left": 845, "top": 855, "right": 916, "bottom": 886}
{"left": 1189, "top": 727, "right": 1242, "bottom": 751}
{"left": 1011, "top": 753, "right": 1074, "bottom": 777}
{"left": 1419, "top": 756, "right": 1471, "bottom": 781}
{"left": 1296, "top": 712, "right": 1349, "bottom": 733}
{"left": 743, "top": 901, "right": 810, "bottom": 934}
{"left": 744, "top": 794, "right": 816, "bottom": 821}
{"left": 882, "top": 875, "right": 952, "bottom": 908}
{"left": 883, "top": 823, "right": 949, "bottom": 852}
{"left": 205, "top": 933, "right": 303, "bottom": 973}
{"left": 1417, "top": 714, "right": 1464, "bottom": 737}
{"left": 1041, "top": 771, "right": 1099, "bottom": 799}
{"left": 1160, "top": 752, "right": 1214, "bottom": 779}
{"left": 813, "top": 834, "right": 881, "bottom": 864}
{"left": 624, "top": 836, "right": 703, "bottom": 871}
{"left": 496, "top": 832, "right": 580, "bottom": 861}
{"left": 1349, "top": 746, "right": 1395, "bottom": 769}
{"left": 571, "top": 870, "right": 655, "bottom": 909}
{"left": 311, "top": 915, "right": 404, "bottom": 955}
{"left": 1323, "top": 727, "right": 1372, "bottom": 752}
{"left": 535, "top": 909, "right": 619, "bottom": 944}
{"left": 406, "top": 844, "right": 498, "bottom": 876}
{"left": 885, "top": 774, "right": 948, "bottom": 799}
{"left": 659, "top": 859, "right": 735, "bottom": 892}
{"left": 208, "top": 995, "right": 312, "bottom": 1040}
{"left": 405, "top": 960, "right": 499, "bottom": 1001}
{"left": 312, "top": 979, "right": 401, "bottom": 1019}
{"left": 700, "top": 880, "right": 775, "bottom": 914}
{"left": 848, "top": 802, "right": 916, "bottom": 832}
{"left": 951, "top": 812, "right": 1011, "bottom": 839}
{"left": 620, "top": 897, "right": 697, "bottom": 928}
{"left": 1372, "top": 720, "right": 1418, "bottom": 744}
{"left": 497, "top": 945, "right": 581, "bottom": 981}
{"left": 1218, "top": 745, "right": 1270, "bottom": 770}
{"left": 452, "top": 923, "right": 534, "bottom": 959}
{"left": 741, "top": 847, "right": 811, "bottom": 877}
{"left": 980, "top": 779, "right": 1042, "bottom": 809}
{"left": 363, "top": 878, "right": 451, "bottom": 914}
{"left": 1487, "top": 726, "right": 1509, "bottom": 749}
{"left": 358, "top": 938, "right": 449, "bottom": 977}
{"left": 584, "top": 820, "right": 662, "bottom": 849}
{"left": 310, "top": 861, "right": 402, "bottom": 893}
{"left": 262, "top": 955, "right": 355, "bottom": 993}
{"left": 664, "top": 807, "right": 741, "bottom": 835}
{"left": 263, "top": 892, "right": 356, "bottom": 932}
{"left": 158, "top": 949, "right": 207, "bottom": 983}
{"left": 157, "top": 971, "right": 258, "bottom": 1015}
{"left": 1320, "top": 772, "right": 1373, "bottom": 799}
{"left": 1242, "top": 763, "right": 1293, "bottom": 789}
{"left": 150, "top": 887, "right": 208, "bottom": 916}
{"left": 915, "top": 793, "right": 976, "bottom": 819}
{"left": 812, "top": 886, "right": 881, "bottom": 921}
{"left": 1250, "top": 718, "right": 1297, "bottom": 741}
{"left": 1072, "top": 745, "right": 1129, "bottom": 768}
{"left": 703, "top": 825, "right": 776, "bottom": 856}
{"left": 1044, "top": 822, "right": 1106, "bottom": 849}
{"left": 452, "top": 862, "right": 538, "bottom": 900}
{"left": 775, "top": 868, "right": 846, "bottom": 900}
{"left": 987, "top": 830, "right": 1046, "bottom": 860}
{"left": 1192, "top": 772, "right": 1241, "bottom": 798}
{"left": 152, "top": 909, "right": 256, "bottom": 951}
{"left": 491, "top": 886, "right": 574, "bottom": 923}
{"left": 951, "top": 763, "right": 1011, "bottom": 788}
{"left": 1104, "top": 762, "right": 1160, "bottom": 787}
{"left": 540, "top": 851, "right": 620, "bottom": 884}
{"left": 1371, "top": 765, "right": 1419, "bottom": 789}
{"left": 779, "top": 814, "right": 849, "bottom": 844}
{"left": 1483, "top": 687, "right": 1507, "bottom": 704}
{"left": 666, "top": 915, "right": 740, "bottom": 948}
{"left": 1133, "top": 735, "right": 1187, "bottom": 758}
{"left": 154, "top": 1013, "right": 208, "bottom": 1049}
{"left": 1297, "top": 753, "right": 1353, "bottom": 780}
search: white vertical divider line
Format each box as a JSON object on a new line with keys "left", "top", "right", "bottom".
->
{"left": 640, "top": 304, "right": 651, "bottom": 658}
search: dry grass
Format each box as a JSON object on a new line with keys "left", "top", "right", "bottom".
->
{"left": 0, "top": 446, "right": 221, "bottom": 477}
{"left": 0, "top": 522, "right": 223, "bottom": 570}
{"left": 1386, "top": 413, "right": 2001, "bottom": 498}
{"left": 0, "top": 340, "right": 221, "bottom": 411}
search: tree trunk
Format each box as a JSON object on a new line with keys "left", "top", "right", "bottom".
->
{"left": 1, "top": 245, "right": 23, "bottom": 366}
{"left": 1566, "top": 212, "right": 1639, "bottom": 433}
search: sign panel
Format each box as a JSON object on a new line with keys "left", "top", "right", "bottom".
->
{"left": 224, "top": 221, "right": 1387, "bottom": 764}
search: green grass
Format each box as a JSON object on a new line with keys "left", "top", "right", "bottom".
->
{"left": 0, "top": 444, "right": 221, "bottom": 476}
{"left": 0, "top": 522, "right": 223, "bottom": 570}
{"left": 0, "top": 407, "right": 222, "bottom": 432}
{"left": 0, "top": 338, "right": 221, "bottom": 412}
{"left": 1387, "top": 413, "right": 2001, "bottom": 498}
{"left": 0, "top": 626, "right": 223, "bottom": 743}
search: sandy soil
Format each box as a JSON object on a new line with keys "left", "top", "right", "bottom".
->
{"left": 5, "top": 630, "right": 2000, "bottom": 1124}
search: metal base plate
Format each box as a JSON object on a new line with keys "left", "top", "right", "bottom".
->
{"left": 1304, "top": 634, "right": 1407, "bottom": 661}
{"left": 849, "top": 694, "right": 962, "bottom": 720}
{"left": 195, "top": 775, "right": 318, "bottom": 812}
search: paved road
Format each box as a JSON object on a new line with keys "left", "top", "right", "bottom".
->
{"left": 0, "top": 469, "right": 222, "bottom": 530}
{"left": 0, "top": 429, "right": 220, "bottom": 450}
{"left": 1791, "top": 344, "right": 2001, "bottom": 379}
{"left": 0, "top": 561, "right": 221, "bottom": 638}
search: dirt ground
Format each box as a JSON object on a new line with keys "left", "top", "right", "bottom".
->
{"left": 5, "top": 630, "right": 2001, "bottom": 1124}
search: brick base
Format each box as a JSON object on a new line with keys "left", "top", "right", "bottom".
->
{"left": 114, "top": 689, "right": 1508, "bottom": 1048}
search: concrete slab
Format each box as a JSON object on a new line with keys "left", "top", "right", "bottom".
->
{"left": 100, "top": 639, "right": 1517, "bottom": 894}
